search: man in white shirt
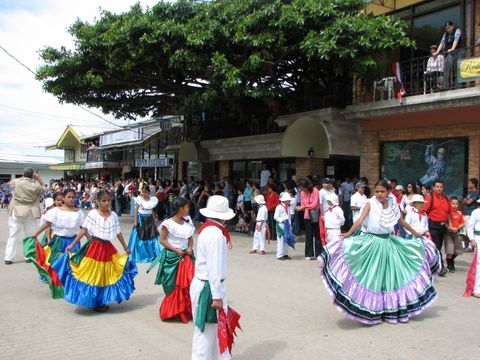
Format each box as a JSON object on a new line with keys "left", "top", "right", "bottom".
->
{"left": 259, "top": 164, "right": 271, "bottom": 192}
{"left": 319, "top": 177, "right": 336, "bottom": 214}
{"left": 350, "top": 182, "right": 368, "bottom": 229}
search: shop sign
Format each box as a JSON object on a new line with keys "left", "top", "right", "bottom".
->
{"left": 134, "top": 158, "right": 169, "bottom": 168}
{"left": 48, "top": 163, "right": 85, "bottom": 171}
{"left": 458, "top": 56, "right": 480, "bottom": 82}
{"left": 100, "top": 129, "right": 141, "bottom": 146}
{"left": 85, "top": 161, "right": 122, "bottom": 169}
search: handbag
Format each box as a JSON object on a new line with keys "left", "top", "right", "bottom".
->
{"left": 309, "top": 208, "right": 320, "bottom": 223}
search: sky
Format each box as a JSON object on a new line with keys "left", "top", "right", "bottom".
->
{"left": 0, "top": 0, "right": 162, "bottom": 164}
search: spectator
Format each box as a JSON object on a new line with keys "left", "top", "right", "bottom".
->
{"left": 260, "top": 163, "right": 271, "bottom": 192}
{"left": 445, "top": 196, "right": 465, "bottom": 273}
{"left": 296, "top": 179, "right": 321, "bottom": 260}
{"left": 424, "top": 45, "right": 444, "bottom": 91}
{"left": 265, "top": 184, "right": 280, "bottom": 241}
{"left": 350, "top": 181, "right": 368, "bottom": 231}
{"left": 400, "top": 182, "right": 417, "bottom": 214}
{"left": 243, "top": 180, "right": 253, "bottom": 212}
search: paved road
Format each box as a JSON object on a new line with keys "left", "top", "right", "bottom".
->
{"left": 0, "top": 211, "right": 478, "bottom": 360}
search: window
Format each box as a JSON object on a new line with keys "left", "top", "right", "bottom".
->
{"left": 65, "top": 149, "right": 75, "bottom": 162}
{"left": 80, "top": 144, "right": 87, "bottom": 160}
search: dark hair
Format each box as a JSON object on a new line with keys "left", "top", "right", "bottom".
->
{"left": 469, "top": 178, "right": 479, "bottom": 188}
{"left": 172, "top": 196, "right": 188, "bottom": 215}
{"left": 430, "top": 45, "right": 438, "bottom": 51}
{"left": 96, "top": 189, "right": 112, "bottom": 202}
{"left": 406, "top": 182, "right": 417, "bottom": 194}
{"left": 434, "top": 180, "right": 444, "bottom": 186}
{"left": 422, "top": 184, "right": 432, "bottom": 192}
{"left": 141, "top": 184, "right": 150, "bottom": 192}
{"left": 450, "top": 196, "right": 459, "bottom": 201}
{"left": 62, "top": 188, "right": 76, "bottom": 197}
{"left": 52, "top": 191, "right": 63, "bottom": 201}
{"left": 24, "top": 167, "right": 34, "bottom": 178}
{"left": 374, "top": 180, "right": 390, "bottom": 190}
{"left": 298, "top": 179, "right": 313, "bottom": 193}
{"left": 444, "top": 20, "right": 454, "bottom": 27}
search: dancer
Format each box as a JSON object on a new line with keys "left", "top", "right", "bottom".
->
{"left": 250, "top": 195, "right": 268, "bottom": 255}
{"left": 24, "top": 189, "right": 84, "bottom": 298}
{"left": 128, "top": 185, "right": 162, "bottom": 263}
{"left": 324, "top": 193, "right": 345, "bottom": 244}
{"left": 40, "top": 192, "right": 63, "bottom": 246}
{"left": 148, "top": 197, "right": 195, "bottom": 322}
{"left": 465, "top": 199, "right": 480, "bottom": 298}
{"left": 274, "top": 193, "right": 295, "bottom": 260}
{"left": 52, "top": 190, "right": 137, "bottom": 312}
{"left": 319, "top": 180, "right": 441, "bottom": 325}
{"left": 191, "top": 195, "right": 241, "bottom": 360}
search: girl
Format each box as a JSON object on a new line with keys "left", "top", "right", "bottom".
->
{"left": 40, "top": 191, "right": 63, "bottom": 246}
{"left": 319, "top": 180, "right": 441, "bottom": 325}
{"left": 26, "top": 189, "right": 84, "bottom": 299}
{"left": 148, "top": 197, "right": 195, "bottom": 322}
{"left": 465, "top": 198, "right": 480, "bottom": 298}
{"left": 128, "top": 185, "right": 162, "bottom": 263}
{"left": 400, "top": 182, "right": 417, "bottom": 214}
{"left": 52, "top": 190, "right": 137, "bottom": 312}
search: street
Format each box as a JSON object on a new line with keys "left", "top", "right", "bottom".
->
{"left": 0, "top": 211, "right": 478, "bottom": 360}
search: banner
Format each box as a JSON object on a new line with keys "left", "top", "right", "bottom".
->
{"left": 457, "top": 56, "right": 480, "bottom": 82}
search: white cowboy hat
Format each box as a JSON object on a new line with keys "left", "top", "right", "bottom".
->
{"left": 395, "top": 185, "right": 404, "bottom": 191}
{"left": 279, "top": 193, "right": 293, "bottom": 202}
{"left": 326, "top": 193, "right": 339, "bottom": 206}
{"left": 199, "top": 195, "right": 235, "bottom": 220}
{"left": 409, "top": 194, "right": 426, "bottom": 204}
{"left": 254, "top": 195, "right": 266, "bottom": 204}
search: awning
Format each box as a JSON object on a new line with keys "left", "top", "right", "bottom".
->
{"left": 48, "top": 162, "right": 85, "bottom": 171}
{"left": 280, "top": 117, "right": 329, "bottom": 158}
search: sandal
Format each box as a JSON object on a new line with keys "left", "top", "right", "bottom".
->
{"left": 249, "top": 250, "right": 257, "bottom": 254}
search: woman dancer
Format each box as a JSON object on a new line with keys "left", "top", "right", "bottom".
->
{"left": 148, "top": 197, "right": 195, "bottom": 322}
{"left": 52, "top": 190, "right": 137, "bottom": 312}
{"left": 25, "top": 189, "right": 84, "bottom": 298}
{"left": 319, "top": 180, "right": 441, "bottom": 325}
{"left": 128, "top": 185, "right": 162, "bottom": 263}
{"left": 40, "top": 191, "right": 63, "bottom": 246}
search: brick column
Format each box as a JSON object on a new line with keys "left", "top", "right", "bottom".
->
{"left": 468, "top": 134, "right": 480, "bottom": 180}
{"left": 218, "top": 160, "right": 230, "bottom": 179}
{"left": 295, "top": 158, "right": 325, "bottom": 179}
{"left": 360, "top": 130, "right": 380, "bottom": 183}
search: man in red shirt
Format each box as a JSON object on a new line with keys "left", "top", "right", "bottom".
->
{"left": 265, "top": 184, "right": 280, "bottom": 241}
{"left": 424, "top": 180, "right": 451, "bottom": 276}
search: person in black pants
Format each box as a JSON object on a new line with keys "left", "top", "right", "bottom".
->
{"left": 296, "top": 179, "right": 321, "bottom": 260}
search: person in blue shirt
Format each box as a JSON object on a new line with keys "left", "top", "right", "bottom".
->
{"left": 243, "top": 180, "right": 254, "bottom": 212}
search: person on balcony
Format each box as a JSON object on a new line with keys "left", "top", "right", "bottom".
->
{"left": 433, "top": 21, "right": 464, "bottom": 89}
{"left": 425, "top": 45, "right": 444, "bottom": 92}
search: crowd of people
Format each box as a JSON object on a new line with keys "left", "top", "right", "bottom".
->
{"left": 2, "top": 166, "right": 480, "bottom": 358}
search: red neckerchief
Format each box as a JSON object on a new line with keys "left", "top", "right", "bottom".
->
{"left": 412, "top": 208, "right": 426, "bottom": 221}
{"left": 327, "top": 205, "right": 338, "bottom": 212}
{"left": 198, "top": 220, "right": 232, "bottom": 247}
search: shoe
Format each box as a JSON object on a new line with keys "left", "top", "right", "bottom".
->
{"left": 258, "top": 251, "right": 266, "bottom": 255}
{"left": 277, "top": 257, "right": 286, "bottom": 261}
{"left": 94, "top": 305, "right": 110, "bottom": 313}
{"left": 283, "top": 255, "right": 292, "bottom": 260}
{"left": 305, "top": 257, "right": 311, "bottom": 261}
{"left": 4, "top": 260, "right": 13, "bottom": 265}
{"left": 438, "top": 268, "right": 448, "bottom": 277}
{"left": 310, "top": 257, "right": 317, "bottom": 261}
{"left": 249, "top": 250, "right": 257, "bottom": 254}
{"left": 25, "top": 259, "right": 32, "bottom": 263}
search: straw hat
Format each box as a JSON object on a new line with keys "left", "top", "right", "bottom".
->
{"left": 326, "top": 193, "right": 339, "bottom": 206}
{"left": 254, "top": 195, "right": 266, "bottom": 204}
{"left": 199, "top": 195, "right": 235, "bottom": 220}
{"left": 409, "top": 194, "right": 426, "bottom": 204}
{"left": 279, "top": 193, "right": 293, "bottom": 202}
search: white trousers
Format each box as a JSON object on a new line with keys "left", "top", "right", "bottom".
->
{"left": 252, "top": 225, "right": 266, "bottom": 251}
{"left": 326, "top": 229, "right": 341, "bottom": 244}
{"left": 276, "top": 235, "right": 288, "bottom": 258}
{"left": 191, "top": 277, "right": 230, "bottom": 360}
{"left": 5, "top": 215, "right": 38, "bottom": 261}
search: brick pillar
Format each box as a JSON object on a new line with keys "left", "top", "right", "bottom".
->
{"left": 360, "top": 130, "right": 380, "bottom": 185}
{"left": 199, "top": 162, "right": 216, "bottom": 181}
{"left": 468, "top": 134, "right": 480, "bottom": 180}
{"left": 295, "top": 158, "right": 325, "bottom": 179}
{"left": 218, "top": 160, "right": 230, "bottom": 179}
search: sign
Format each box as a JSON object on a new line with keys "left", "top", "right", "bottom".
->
{"left": 85, "top": 161, "right": 122, "bottom": 169}
{"left": 458, "top": 56, "right": 480, "bottom": 83}
{"left": 159, "top": 121, "right": 172, "bottom": 131}
{"left": 100, "top": 129, "right": 141, "bottom": 146}
{"left": 49, "top": 163, "right": 85, "bottom": 171}
{"left": 134, "top": 158, "right": 169, "bottom": 168}
{"left": 326, "top": 166, "right": 335, "bottom": 176}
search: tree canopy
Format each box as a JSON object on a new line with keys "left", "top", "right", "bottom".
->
{"left": 37, "top": 0, "right": 413, "bottom": 122}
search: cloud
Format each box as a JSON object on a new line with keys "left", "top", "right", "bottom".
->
{"left": 0, "top": 0, "right": 161, "bottom": 163}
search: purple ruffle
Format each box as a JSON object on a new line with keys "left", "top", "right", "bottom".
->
{"left": 319, "top": 237, "right": 441, "bottom": 321}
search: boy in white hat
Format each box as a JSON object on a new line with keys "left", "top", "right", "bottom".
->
{"left": 250, "top": 195, "right": 268, "bottom": 255}
{"left": 324, "top": 193, "right": 345, "bottom": 243}
{"left": 192, "top": 195, "right": 241, "bottom": 360}
{"left": 465, "top": 198, "right": 480, "bottom": 298}
{"left": 404, "top": 194, "right": 430, "bottom": 239}
{"left": 274, "top": 193, "right": 294, "bottom": 260}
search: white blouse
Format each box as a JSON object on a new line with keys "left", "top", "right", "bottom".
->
{"left": 42, "top": 207, "right": 85, "bottom": 237}
{"left": 135, "top": 196, "right": 158, "bottom": 215}
{"left": 82, "top": 210, "right": 121, "bottom": 241}
{"left": 159, "top": 216, "right": 195, "bottom": 249}
{"left": 365, "top": 197, "right": 401, "bottom": 234}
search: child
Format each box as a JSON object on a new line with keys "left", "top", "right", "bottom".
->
{"left": 52, "top": 190, "right": 137, "bottom": 312}
{"left": 465, "top": 198, "right": 480, "bottom": 298}
{"left": 274, "top": 193, "right": 294, "bottom": 260}
{"left": 235, "top": 213, "right": 247, "bottom": 233}
{"left": 324, "top": 193, "right": 345, "bottom": 244}
{"left": 128, "top": 185, "right": 162, "bottom": 263}
{"left": 319, "top": 180, "right": 441, "bottom": 325}
{"left": 250, "top": 195, "right": 268, "bottom": 255}
{"left": 445, "top": 196, "right": 465, "bottom": 272}
{"left": 404, "top": 194, "right": 430, "bottom": 239}
{"left": 235, "top": 188, "right": 245, "bottom": 217}
{"left": 191, "top": 195, "right": 240, "bottom": 359}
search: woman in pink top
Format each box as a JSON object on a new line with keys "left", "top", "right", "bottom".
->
{"left": 296, "top": 179, "right": 321, "bottom": 260}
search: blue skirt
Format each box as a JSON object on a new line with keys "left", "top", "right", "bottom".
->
{"left": 128, "top": 214, "right": 163, "bottom": 263}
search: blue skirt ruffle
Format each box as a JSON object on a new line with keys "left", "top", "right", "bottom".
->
{"left": 128, "top": 226, "right": 163, "bottom": 263}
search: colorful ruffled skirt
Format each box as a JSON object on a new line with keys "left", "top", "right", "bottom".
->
{"left": 51, "top": 237, "right": 137, "bottom": 309}
{"left": 23, "top": 234, "right": 80, "bottom": 299}
{"left": 319, "top": 232, "right": 441, "bottom": 325}
{"left": 148, "top": 249, "right": 194, "bottom": 322}
{"left": 128, "top": 214, "right": 162, "bottom": 263}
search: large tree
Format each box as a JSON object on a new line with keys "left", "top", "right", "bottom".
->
{"left": 37, "top": 0, "right": 412, "bottom": 123}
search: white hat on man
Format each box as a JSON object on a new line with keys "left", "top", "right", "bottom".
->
{"left": 326, "top": 193, "right": 340, "bottom": 206}
{"left": 409, "top": 194, "right": 426, "bottom": 204}
{"left": 279, "top": 193, "right": 293, "bottom": 202}
{"left": 254, "top": 195, "right": 266, "bottom": 204}
{"left": 199, "top": 195, "right": 235, "bottom": 220}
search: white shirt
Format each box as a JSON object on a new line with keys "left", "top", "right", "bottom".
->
{"left": 350, "top": 192, "right": 368, "bottom": 223}
{"left": 42, "top": 207, "right": 85, "bottom": 237}
{"left": 467, "top": 208, "right": 480, "bottom": 240}
{"left": 256, "top": 204, "right": 268, "bottom": 222}
{"left": 365, "top": 197, "right": 400, "bottom": 234}
{"left": 319, "top": 188, "right": 336, "bottom": 214}
{"left": 82, "top": 210, "right": 121, "bottom": 241}
{"left": 324, "top": 205, "right": 345, "bottom": 229}
{"left": 260, "top": 170, "right": 271, "bottom": 187}
{"left": 135, "top": 196, "right": 158, "bottom": 214}
{"left": 274, "top": 203, "right": 290, "bottom": 228}
{"left": 160, "top": 216, "right": 195, "bottom": 249}
{"left": 405, "top": 208, "right": 429, "bottom": 236}
{"left": 194, "top": 221, "right": 228, "bottom": 299}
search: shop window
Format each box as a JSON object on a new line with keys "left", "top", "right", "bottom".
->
{"left": 64, "top": 149, "right": 75, "bottom": 162}
{"left": 80, "top": 144, "right": 87, "bottom": 160}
